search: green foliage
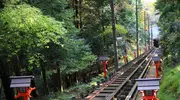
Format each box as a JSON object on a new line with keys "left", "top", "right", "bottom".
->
{"left": 116, "top": 0, "right": 146, "bottom": 50}
{"left": 0, "top": 4, "right": 64, "bottom": 45}
{"left": 156, "top": 1, "right": 180, "bottom": 99}
{"left": 102, "top": 24, "right": 128, "bottom": 36}
{"left": 117, "top": 2, "right": 136, "bottom": 34}
{"left": 0, "top": 2, "right": 96, "bottom": 97}
{"left": 90, "top": 73, "right": 105, "bottom": 86}
{"left": 0, "top": 1, "right": 96, "bottom": 73}
{"left": 79, "top": 0, "right": 143, "bottom": 56}
{"left": 0, "top": 4, "right": 65, "bottom": 65}
{"left": 156, "top": 0, "right": 180, "bottom": 65}
{"left": 27, "top": 0, "right": 78, "bottom": 35}
{"left": 79, "top": 0, "right": 109, "bottom": 55}
{"left": 0, "top": 0, "right": 149, "bottom": 99}
{"left": 62, "top": 38, "right": 96, "bottom": 74}
{"left": 67, "top": 84, "right": 92, "bottom": 95}
{"left": 158, "top": 64, "right": 180, "bottom": 100}
{"left": 47, "top": 83, "right": 92, "bottom": 100}
{"left": 47, "top": 92, "right": 75, "bottom": 100}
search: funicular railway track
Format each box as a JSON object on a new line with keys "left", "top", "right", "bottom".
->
{"left": 87, "top": 49, "right": 157, "bottom": 100}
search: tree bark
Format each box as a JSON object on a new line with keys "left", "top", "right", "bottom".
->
{"left": 110, "top": 0, "right": 118, "bottom": 72}
{"left": 0, "top": 58, "right": 15, "bottom": 100}
{"left": 79, "top": 0, "right": 82, "bottom": 29}
{"left": 75, "top": 0, "right": 79, "bottom": 28}
{"left": 0, "top": 0, "right": 4, "bottom": 9}
{"left": 148, "top": 15, "right": 150, "bottom": 50}
{"left": 66, "top": 75, "right": 70, "bottom": 88}
{"left": 41, "top": 65, "right": 49, "bottom": 95}
{"left": 15, "top": 55, "right": 21, "bottom": 76}
{"left": 136, "top": 0, "right": 139, "bottom": 56}
{"left": 56, "top": 62, "right": 61, "bottom": 92}
{"left": 1, "top": 74, "right": 15, "bottom": 100}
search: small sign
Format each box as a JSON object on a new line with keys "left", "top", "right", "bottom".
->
{"left": 117, "top": 37, "right": 122, "bottom": 40}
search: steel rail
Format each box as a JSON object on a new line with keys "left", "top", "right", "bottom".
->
{"left": 87, "top": 50, "right": 154, "bottom": 100}
{"left": 125, "top": 56, "right": 152, "bottom": 100}
{"left": 105, "top": 50, "right": 154, "bottom": 100}
{"left": 124, "top": 48, "right": 158, "bottom": 100}
{"left": 87, "top": 52, "right": 149, "bottom": 100}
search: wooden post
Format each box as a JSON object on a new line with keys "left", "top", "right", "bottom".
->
{"left": 110, "top": 0, "right": 118, "bottom": 72}
{"left": 134, "top": 51, "right": 136, "bottom": 58}
{"left": 136, "top": 0, "right": 139, "bottom": 56}
{"left": 102, "top": 61, "right": 108, "bottom": 78}
{"left": 155, "top": 61, "right": 161, "bottom": 78}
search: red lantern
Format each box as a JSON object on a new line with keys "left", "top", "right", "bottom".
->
{"left": 99, "top": 56, "right": 110, "bottom": 78}
{"left": 10, "top": 76, "right": 36, "bottom": 100}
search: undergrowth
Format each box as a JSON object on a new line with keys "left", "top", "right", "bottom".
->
{"left": 158, "top": 63, "right": 180, "bottom": 100}
{"left": 46, "top": 73, "right": 107, "bottom": 100}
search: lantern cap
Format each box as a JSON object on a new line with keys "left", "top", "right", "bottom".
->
{"left": 152, "top": 56, "right": 161, "bottom": 62}
{"left": 136, "top": 78, "right": 161, "bottom": 91}
{"left": 98, "top": 56, "right": 110, "bottom": 61}
{"left": 10, "top": 75, "right": 34, "bottom": 88}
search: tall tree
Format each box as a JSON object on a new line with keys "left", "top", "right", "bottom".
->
{"left": 0, "top": 0, "right": 96, "bottom": 96}
{"left": 156, "top": 0, "right": 180, "bottom": 66}
{"left": 0, "top": 3, "right": 66, "bottom": 97}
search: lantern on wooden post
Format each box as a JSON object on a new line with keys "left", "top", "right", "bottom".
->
{"left": 144, "top": 46, "right": 147, "bottom": 53}
{"left": 152, "top": 56, "right": 161, "bottom": 78}
{"left": 98, "top": 56, "right": 110, "bottom": 78}
{"left": 10, "top": 76, "right": 36, "bottom": 100}
{"left": 123, "top": 55, "right": 128, "bottom": 64}
{"left": 136, "top": 78, "right": 161, "bottom": 100}
{"left": 140, "top": 48, "right": 142, "bottom": 55}
{"left": 133, "top": 50, "right": 137, "bottom": 58}
{"left": 122, "top": 48, "right": 128, "bottom": 64}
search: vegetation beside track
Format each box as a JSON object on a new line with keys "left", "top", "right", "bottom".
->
{"left": 155, "top": 0, "right": 180, "bottom": 99}
{"left": 158, "top": 61, "right": 180, "bottom": 100}
{"left": 44, "top": 45, "right": 138, "bottom": 100}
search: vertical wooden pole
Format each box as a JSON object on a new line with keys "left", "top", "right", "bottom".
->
{"left": 56, "top": 62, "right": 61, "bottom": 92}
{"left": 110, "top": 0, "right": 118, "bottom": 72}
{"left": 136, "top": 0, "right": 139, "bottom": 56}
{"left": 148, "top": 15, "right": 150, "bottom": 50}
{"left": 102, "top": 61, "right": 107, "bottom": 78}
{"left": 151, "top": 22, "right": 153, "bottom": 47}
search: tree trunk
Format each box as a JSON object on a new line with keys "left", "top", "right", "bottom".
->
{"left": 79, "top": 0, "right": 82, "bottom": 28}
{"left": 0, "top": 0, "right": 4, "bottom": 9}
{"left": 0, "top": 58, "right": 14, "bottom": 100}
{"left": 65, "top": 75, "right": 70, "bottom": 88}
{"left": 98, "top": 63, "right": 101, "bottom": 74}
{"left": 1, "top": 74, "right": 15, "bottom": 100}
{"left": 110, "top": 0, "right": 118, "bottom": 72}
{"left": 75, "top": 0, "right": 79, "bottom": 28}
{"left": 69, "top": 75, "right": 72, "bottom": 87}
{"left": 41, "top": 66, "right": 49, "bottom": 95}
{"left": 16, "top": 56, "right": 21, "bottom": 76}
{"left": 148, "top": 15, "right": 150, "bottom": 50}
{"left": 136, "top": 0, "right": 139, "bottom": 56}
{"left": 56, "top": 62, "right": 61, "bottom": 92}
